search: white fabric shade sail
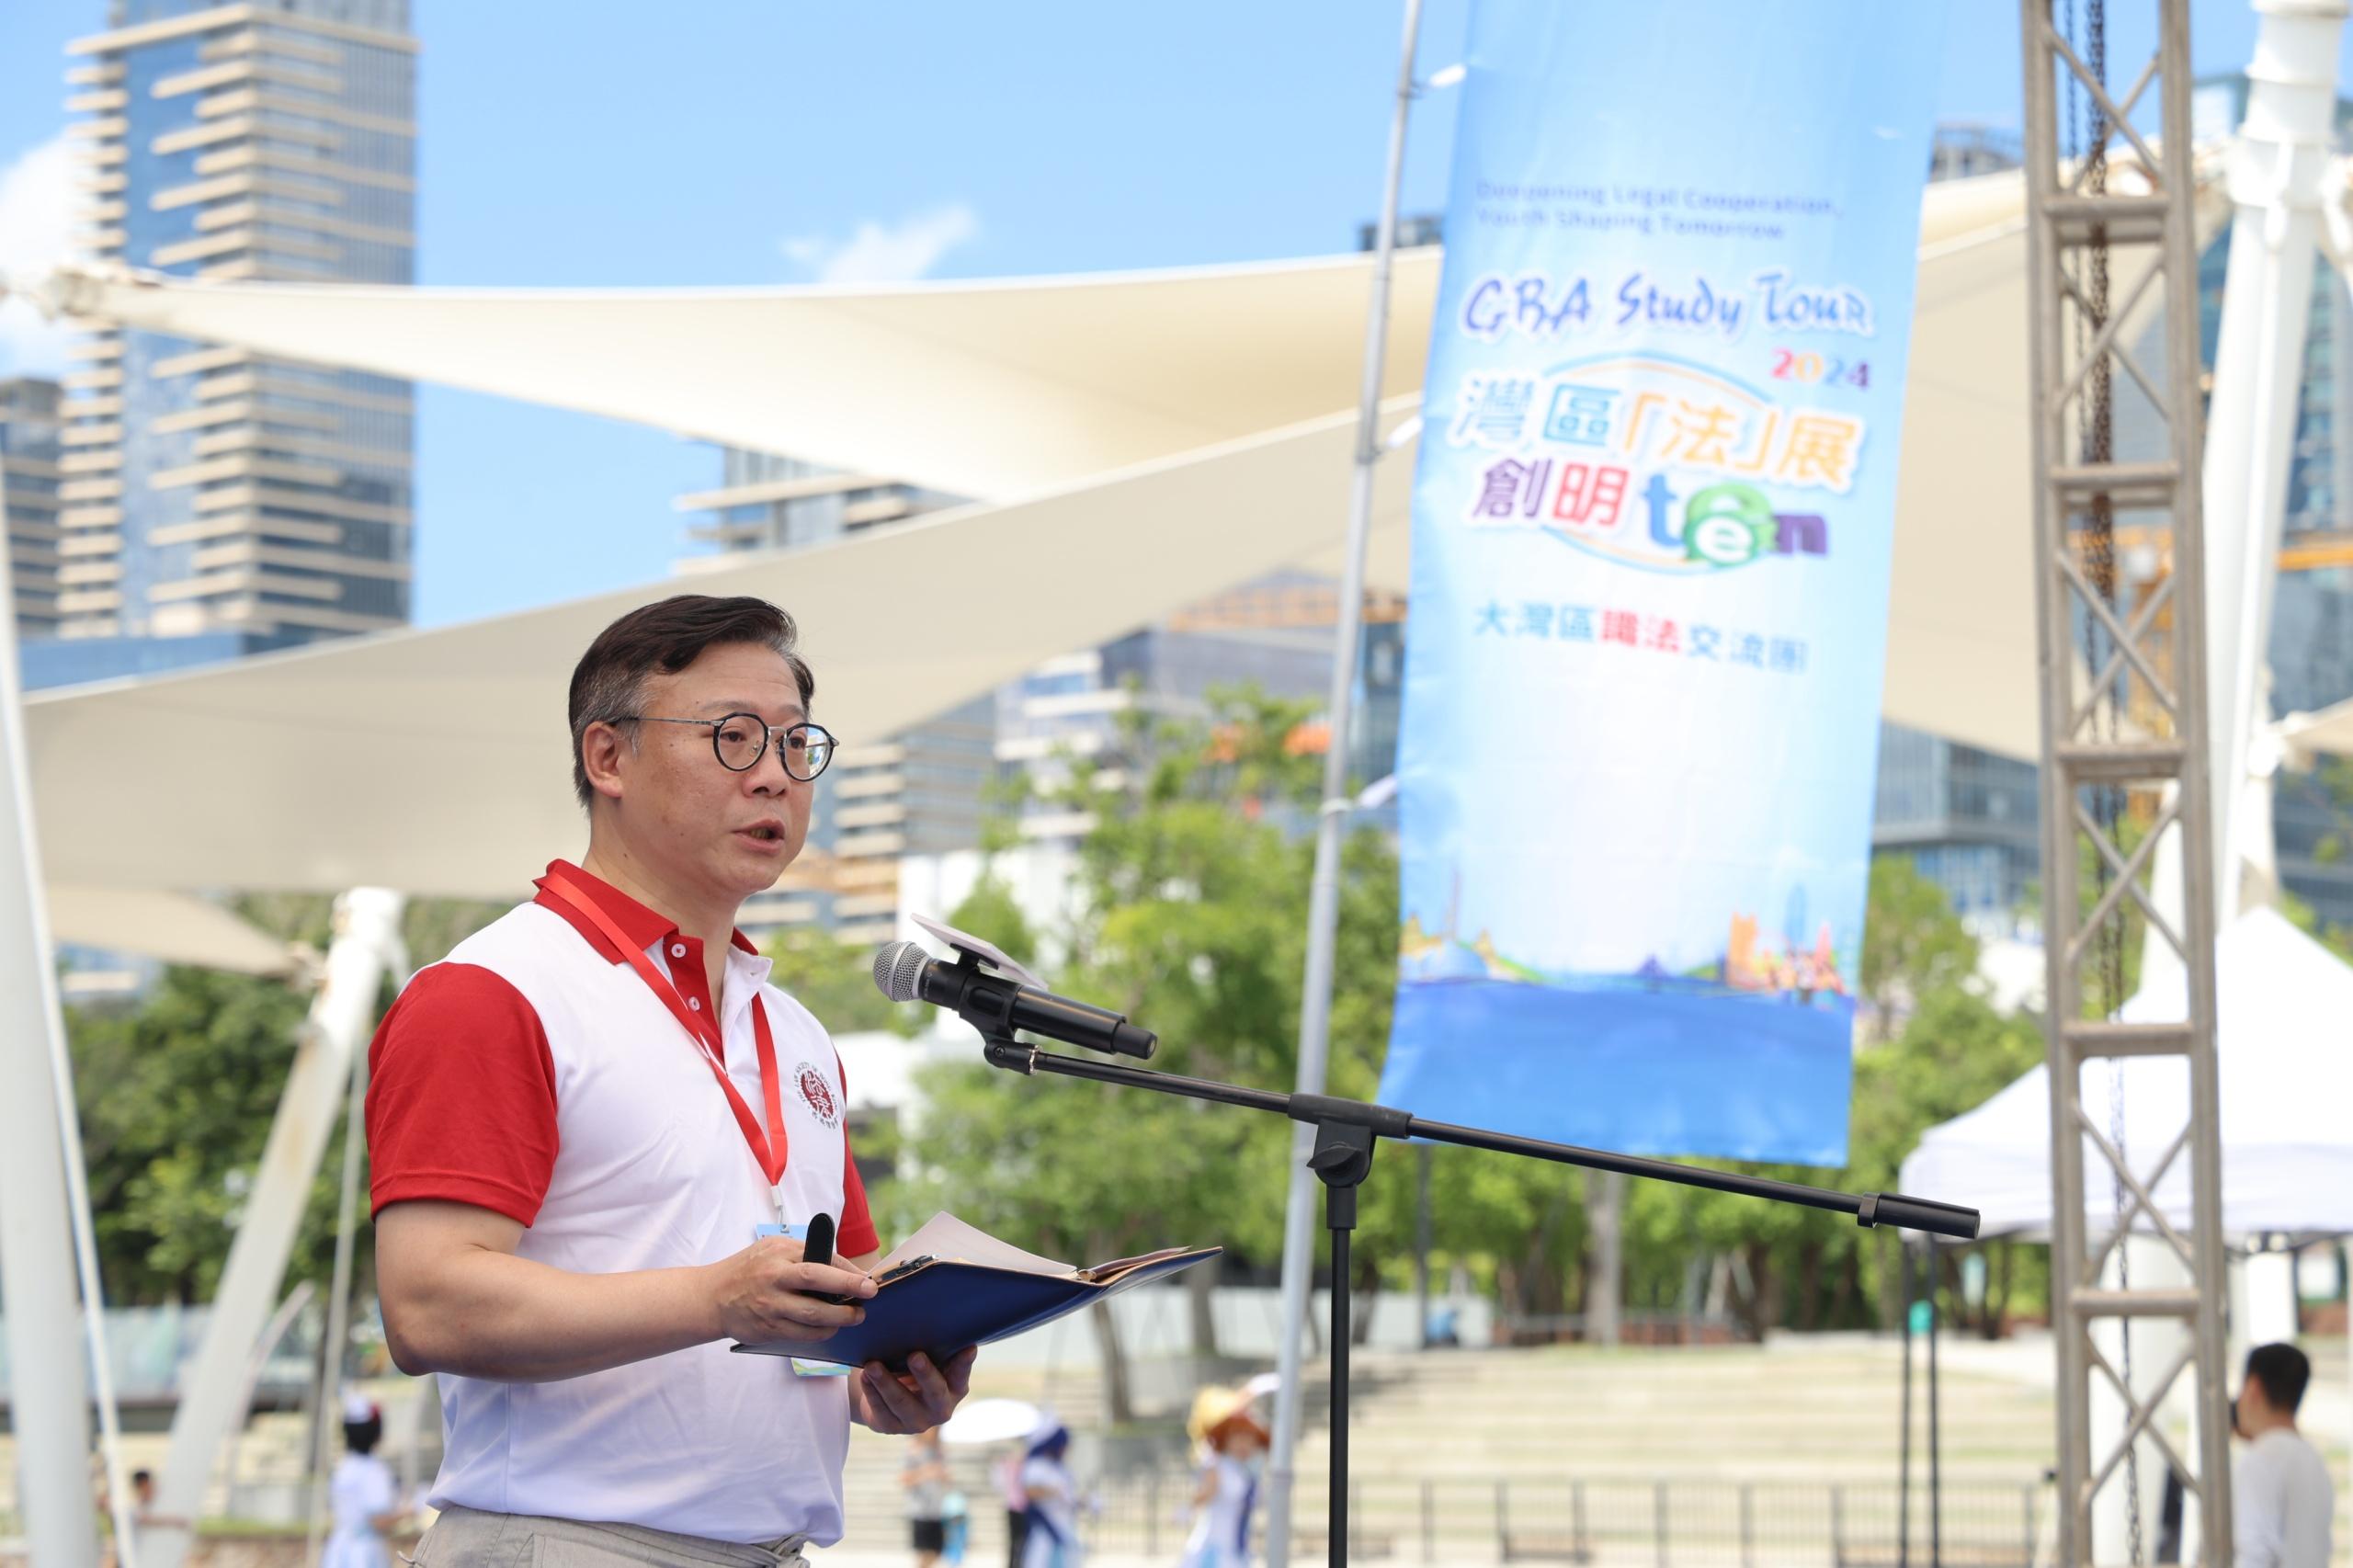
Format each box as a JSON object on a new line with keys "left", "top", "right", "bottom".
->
{"left": 46, "top": 886, "right": 301, "bottom": 976}
{"left": 27, "top": 403, "right": 1409, "bottom": 900}
{"left": 20, "top": 167, "right": 2197, "bottom": 920}
{"left": 2279, "top": 694, "right": 2353, "bottom": 767}
{"left": 37, "top": 251, "right": 1445, "bottom": 505}
{"left": 1899, "top": 906, "right": 2353, "bottom": 1239}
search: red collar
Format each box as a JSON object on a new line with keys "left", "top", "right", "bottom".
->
{"left": 531, "top": 859, "right": 761, "bottom": 963}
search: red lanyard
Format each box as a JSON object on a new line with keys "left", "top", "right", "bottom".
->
{"left": 543, "top": 869, "right": 788, "bottom": 1187}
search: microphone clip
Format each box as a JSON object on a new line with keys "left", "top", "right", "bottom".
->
{"left": 980, "top": 1034, "right": 1036, "bottom": 1075}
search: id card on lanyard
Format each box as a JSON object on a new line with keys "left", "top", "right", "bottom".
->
{"left": 542, "top": 869, "right": 790, "bottom": 1210}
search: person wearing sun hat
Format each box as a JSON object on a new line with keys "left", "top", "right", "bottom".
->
{"left": 1179, "top": 1386, "right": 1267, "bottom": 1568}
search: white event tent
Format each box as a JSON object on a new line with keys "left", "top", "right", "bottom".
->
{"left": 1899, "top": 904, "right": 2353, "bottom": 1240}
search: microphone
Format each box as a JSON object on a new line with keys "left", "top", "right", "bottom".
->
{"left": 872, "top": 941, "right": 1157, "bottom": 1059}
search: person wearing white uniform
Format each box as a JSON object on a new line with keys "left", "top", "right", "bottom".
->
{"left": 2233, "top": 1342, "right": 2336, "bottom": 1568}
{"left": 1019, "top": 1422, "right": 1082, "bottom": 1568}
{"left": 322, "top": 1394, "right": 402, "bottom": 1568}
{"left": 1179, "top": 1388, "right": 1266, "bottom": 1568}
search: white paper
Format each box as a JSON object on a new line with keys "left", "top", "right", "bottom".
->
{"left": 877, "top": 1211, "right": 1074, "bottom": 1277}
{"left": 911, "top": 914, "right": 1047, "bottom": 990}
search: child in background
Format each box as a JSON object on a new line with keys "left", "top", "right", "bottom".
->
{"left": 323, "top": 1392, "right": 403, "bottom": 1568}
{"left": 1179, "top": 1388, "right": 1267, "bottom": 1568}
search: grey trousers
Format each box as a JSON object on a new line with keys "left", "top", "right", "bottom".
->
{"left": 409, "top": 1503, "right": 813, "bottom": 1567}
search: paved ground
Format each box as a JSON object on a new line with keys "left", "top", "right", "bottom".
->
{"left": 5, "top": 1333, "right": 2347, "bottom": 1566}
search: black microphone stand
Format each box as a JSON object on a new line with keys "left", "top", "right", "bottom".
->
{"left": 972, "top": 1031, "right": 1979, "bottom": 1568}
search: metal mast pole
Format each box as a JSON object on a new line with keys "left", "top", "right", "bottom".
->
{"left": 1264, "top": 2, "right": 1426, "bottom": 1562}
{"left": 2018, "top": 5, "right": 2234, "bottom": 1565}
{"left": 0, "top": 467, "right": 104, "bottom": 1568}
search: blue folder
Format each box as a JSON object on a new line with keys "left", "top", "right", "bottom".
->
{"left": 731, "top": 1244, "right": 1220, "bottom": 1371}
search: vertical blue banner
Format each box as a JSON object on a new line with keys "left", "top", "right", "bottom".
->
{"left": 1378, "top": 0, "right": 1944, "bottom": 1165}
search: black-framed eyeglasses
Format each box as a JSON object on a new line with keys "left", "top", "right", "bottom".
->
{"left": 613, "top": 713, "right": 837, "bottom": 780}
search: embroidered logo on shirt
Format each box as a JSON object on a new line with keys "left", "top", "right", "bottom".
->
{"left": 796, "top": 1062, "right": 841, "bottom": 1128}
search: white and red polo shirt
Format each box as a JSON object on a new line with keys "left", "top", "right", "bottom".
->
{"left": 366, "top": 860, "right": 879, "bottom": 1544}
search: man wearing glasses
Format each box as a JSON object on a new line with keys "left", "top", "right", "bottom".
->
{"left": 366, "top": 594, "right": 974, "bottom": 1566}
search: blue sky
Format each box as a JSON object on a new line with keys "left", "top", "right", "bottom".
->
{"left": 0, "top": 1, "right": 2336, "bottom": 628}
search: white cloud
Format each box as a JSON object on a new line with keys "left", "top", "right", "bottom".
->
{"left": 0, "top": 133, "right": 84, "bottom": 377}
{"left": 781, "top": 203, "right": 980, "bottom": 285}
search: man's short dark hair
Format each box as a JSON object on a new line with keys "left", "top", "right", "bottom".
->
{"left": 2245, "top": 1342, "right": 2311, "bottom": 1415}
{"left": 568, "top": 595, "right": 815, "bottom": 810}
{"left": 131, "top": 1469, "right": 153, "bottom": 1486}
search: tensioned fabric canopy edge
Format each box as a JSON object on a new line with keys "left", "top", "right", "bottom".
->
{"left": 27, "top": 403, "right": 1413, "bottom": 900}
{"left": 31, "top": 174, "right": 2029, "bottom": 505}
{"left": 46, "top": 887, "right": 301, "bottom": 977}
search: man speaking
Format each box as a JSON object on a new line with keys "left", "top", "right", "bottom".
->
{"left": 367, "top": 595, "right": 975, "bottom": 1565}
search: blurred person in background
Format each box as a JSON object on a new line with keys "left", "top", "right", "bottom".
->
{"left": 997, "top": 1441, "right": 1032, "bottom": 1568}
{"left": 942, "top": 1485, "right": 971, "bottom": 1565}
{"left": 2233, "top": 1342, "right": 2334, "bottom": 1568}
{"left": 1179, "top": 1388, "right": 1267, "bottom": 1568}
{"left": 905, "top": 1425, "right": 952, "bottom": 1568}
{"left": 324, "top": 1392, "right": 404, "bottom": 1568}
{"left": 1019, "top": 1418, "right": 1082, "bottom": 1568}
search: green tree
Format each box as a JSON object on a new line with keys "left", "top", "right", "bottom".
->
{"left": 64, "top": 893, "right": 506, "bottom": 1306}
{"left": 890, "top": 688, "right": 1403, "bottom": 1413}
{"left": 2285, "top": 756, "right": 2353, "bottom": 961}
{"left": 766, "top": 926, "right": 915, "bottom": 1035}
{"left": 1859, "top": 856, "right": 1981, "bottom": 1043}
{"left": 945, "top": 869, "right": 1038, "bottom": 967}
{"left": 1598, "top": 856, "right": 2045, "bottom": 1340}
{"left": 888, "top": 687, "right": 1635, "bottom": 1390}
{"left": 892, "top": 723, "right": 2060, "bottom": 1373}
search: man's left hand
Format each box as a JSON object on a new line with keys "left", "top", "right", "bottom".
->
{"left": 850, "top": 1346, "right": 976, "bottom": 1435}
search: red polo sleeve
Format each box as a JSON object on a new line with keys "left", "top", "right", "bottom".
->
{"left": 840, "top": 1143, "right": 878, "bottom": 1257}
{"left": 367, "top": 962, "right": 560, "bottom": 1226}
{"left": 835, "top": 1050, "right": 879, "bottom": 1257}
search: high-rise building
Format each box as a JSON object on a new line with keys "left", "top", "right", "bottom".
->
{"left": 1871, "top": 725, "right": 2041, "bottom": 919}
{"left": 51, "top": 0, "right": 417, "bottom": 680}
{"left": 992, "top": 571, "right": 1406, "bottom": 848}
{"left": 676, "top": 450, "right": 994, "bottom": 946}
{"left": 1928, "top": 124, "right": 2024, "bottom": 183}
{"left": 676, "top": 449, "right": 960, "bottom": 559}
{"left": 2, "top": 379, "right": 66, "bottom": 638}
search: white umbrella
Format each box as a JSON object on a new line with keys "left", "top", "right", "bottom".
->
{"left": 939, "top": 1397, "right": 1042, "bottom": 1446}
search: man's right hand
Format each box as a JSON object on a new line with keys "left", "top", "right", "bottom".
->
{"left": 710, "top": 1234, "right": 878, "bottom": 1345}
{"left": 379, "top": 1200, "right": 883, "bottom": 1382}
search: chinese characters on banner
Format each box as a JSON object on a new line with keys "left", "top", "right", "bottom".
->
{"left": 1376, "top": 0, "right": 1943, "bottom": 1163}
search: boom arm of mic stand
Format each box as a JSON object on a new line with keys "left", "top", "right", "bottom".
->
{"left": 978, "top": 1038, "right": 1980, "bottom": 1240}
{"left": 978, "top": 1032, "right": 1975, "bottom": 1568}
